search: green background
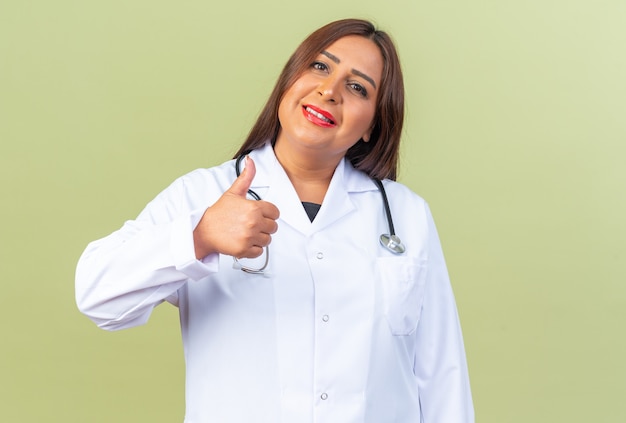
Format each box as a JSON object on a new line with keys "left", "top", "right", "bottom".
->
{"left": 1, "top": 0, "right": 625, "bottom": 421}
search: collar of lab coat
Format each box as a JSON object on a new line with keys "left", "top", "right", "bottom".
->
{"left": 247, "top": 142, "right": 378, "bottom": 236}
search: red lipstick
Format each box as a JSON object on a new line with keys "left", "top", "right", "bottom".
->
{"left": 302, "top": 104, "right": 336, "bottom": 128}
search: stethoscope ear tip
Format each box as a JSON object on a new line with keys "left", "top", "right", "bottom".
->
{"left": 380, "top": 234, "right": 406, "bottom": 254}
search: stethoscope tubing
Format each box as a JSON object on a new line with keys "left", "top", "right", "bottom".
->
{"left": 235, "top": 152, "right": 261, "bottom": 200}
{"left": 371, "top": 178, "right": 396, "bottom": 237}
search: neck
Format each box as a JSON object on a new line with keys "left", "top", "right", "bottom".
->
{"left": 273, "top": 143, "right": 341, "bottom": 204}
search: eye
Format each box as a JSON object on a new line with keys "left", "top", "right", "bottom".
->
{"left": 311, "top": 61, "right": 329, "bottom": 72}
{"left": 348, "top": 82, "right": 368, "bottom": 98}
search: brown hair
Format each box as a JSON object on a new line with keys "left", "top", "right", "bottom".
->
{"left": 234, "top": 19, "right": 404, "bottom": 180}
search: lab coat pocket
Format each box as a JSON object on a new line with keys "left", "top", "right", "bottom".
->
{"left": 376, "top": 256, "right": 428, "bottom": 336}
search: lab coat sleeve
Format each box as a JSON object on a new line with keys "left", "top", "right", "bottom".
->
{"left": 75, "top": 173, "right": 219, "bottom": 331}
{"left": 414, "top": 203, "right": 474, "bottom": 422}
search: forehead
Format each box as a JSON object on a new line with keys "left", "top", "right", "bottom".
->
{"left": 320, "top": 35, "right": 383, "bottom": 85}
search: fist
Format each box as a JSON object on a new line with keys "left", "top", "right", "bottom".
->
{"left": 193, "top": 157, "right": 280, "bottom": 259}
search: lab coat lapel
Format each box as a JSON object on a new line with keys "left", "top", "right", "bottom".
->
{"left": 309, "top": 159, "right": 356, "bottom": 233}
{"left": 250, "top": 144, "right": 312, "bottom": 236}
{"left": 266, "top": 168, "right": 313, "bottom": 236}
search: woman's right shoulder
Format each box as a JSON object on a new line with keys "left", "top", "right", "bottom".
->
{"left": 175, "top": 159, "right": 238, "bottom": 192}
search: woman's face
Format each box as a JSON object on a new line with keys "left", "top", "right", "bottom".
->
{"left": 275, "top": 35, "right": 383, "bottom": 163}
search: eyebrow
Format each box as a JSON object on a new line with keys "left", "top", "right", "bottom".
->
{"left": 321, "top": 50, "right": 377, "bottom": 90}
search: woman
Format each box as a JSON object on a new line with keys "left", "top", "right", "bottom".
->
{"left": 76, "top": 18, "right": 474, "bottom": 422}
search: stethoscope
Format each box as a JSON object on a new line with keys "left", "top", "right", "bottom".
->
{"left": 232, "top": 153, "right": 405, "bottom": 274}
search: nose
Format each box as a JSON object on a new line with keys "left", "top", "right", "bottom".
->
{"left": 318, "top": 77, "right": 341, "bottom": 103}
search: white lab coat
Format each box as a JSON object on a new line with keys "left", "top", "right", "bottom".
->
{"left": 76, "top": 143, "right": 474, "bottom": 422}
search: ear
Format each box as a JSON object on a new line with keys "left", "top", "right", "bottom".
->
{"left": 361, "top": 125, "right": 374, "bottom": 143}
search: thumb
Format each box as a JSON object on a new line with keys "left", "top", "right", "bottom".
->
{"left": 228, "top": 156, "right": 256, "bottom": 197}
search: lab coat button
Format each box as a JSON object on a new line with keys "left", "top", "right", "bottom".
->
{"left": 322, "top": 315, "right": 329, "bottom": 322}
{"left": 316, "top": 252, "right": 324, "bottom": 259}
{"left": 321, "top": 393, "right": 328, "bottom": 400}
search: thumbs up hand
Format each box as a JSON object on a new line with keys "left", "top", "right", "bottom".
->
{"left": 193, "top": 156, "right": 280, "bottom": 259}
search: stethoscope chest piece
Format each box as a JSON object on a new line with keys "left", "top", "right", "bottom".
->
{"left": 380, "top": 234, "right": 406, "bottom": 254}
{"left": 372, "top": 178, "right": 406, "bottom": 254}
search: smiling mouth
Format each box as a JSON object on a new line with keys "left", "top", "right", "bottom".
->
{"left": 303, "top": 105, "right": 336, "bottom": 126}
